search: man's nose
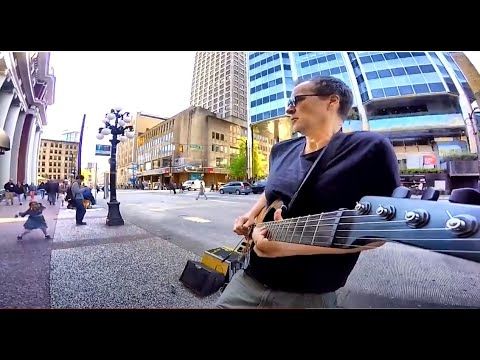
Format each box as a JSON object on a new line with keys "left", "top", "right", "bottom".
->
{"left": 286, "top": 105, "right": 295, "bottom": 115}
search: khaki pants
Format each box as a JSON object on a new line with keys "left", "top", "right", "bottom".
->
{"left": 215, "top": 269, "right": 337, "bottom": 309}
{"left": 5, "top": 192, "right": 14, "bottom": 205}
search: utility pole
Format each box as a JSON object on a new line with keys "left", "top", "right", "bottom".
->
{"left": 77, "top": 114, "right": 86, "bottom": 177}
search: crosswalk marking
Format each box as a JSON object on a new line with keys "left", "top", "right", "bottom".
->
{"left": 182, "top": 216, "right": 211, "bottom": 223}
{"left": 0, "top": 217, "right": 25, "bottom": 224}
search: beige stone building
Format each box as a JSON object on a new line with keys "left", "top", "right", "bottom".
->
{"left": 37, "top": 139, "right": 79, "bottom": 182}
{"left": 136, "top": 106, "right": 272, "bottom": 187}
{"left": 116, "top": 112, "right": 166, "bottom": 187}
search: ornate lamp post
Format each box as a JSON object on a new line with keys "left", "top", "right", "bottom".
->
{"left": 96, "top": 107, "right": 135, "bottom": 226}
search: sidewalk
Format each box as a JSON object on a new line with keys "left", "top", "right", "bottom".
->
{"left": 0, "top": 195, "right": 58, "bottom": 308}
{"left": 50, "top": 200, "right": 219, "bottom": 308}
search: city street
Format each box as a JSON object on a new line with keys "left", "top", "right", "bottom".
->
{"left": 109, "top": 189, "right": 257, "bottom": 255}
{"left": 99, "top": 189, "right": 480, "bottom": 308}
{"left": 0, "top": 189, "right": 479, "bottom": 308}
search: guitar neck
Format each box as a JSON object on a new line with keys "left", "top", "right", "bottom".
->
{"left": 260, "top": 210, "right": 352, "bottom": 248}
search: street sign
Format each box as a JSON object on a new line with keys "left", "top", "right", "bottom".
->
{"left": 95, "top": 144, "right": 111, "bottom": 156}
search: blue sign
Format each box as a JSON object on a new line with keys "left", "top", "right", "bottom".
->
{"left": 95, "top": 144, "right": 111, "bottom": 156}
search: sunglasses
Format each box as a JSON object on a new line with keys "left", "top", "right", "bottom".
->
{"left": 287, "top": 94, "right": 325, "bottom": 108}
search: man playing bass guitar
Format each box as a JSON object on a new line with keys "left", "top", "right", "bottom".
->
{"left": 216, "top": 76, "right": 401, "bottom": 308}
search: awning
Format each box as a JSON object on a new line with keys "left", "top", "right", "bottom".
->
{"left": 0, "top": 129, "right": 10, "bottom": 154}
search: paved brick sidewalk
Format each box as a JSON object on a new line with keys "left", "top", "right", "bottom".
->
{"left": 0, "top": 195, "right": 59, "bottom": 308}
{"left": 50, "top": 203, "right": 219, "bottom": 308}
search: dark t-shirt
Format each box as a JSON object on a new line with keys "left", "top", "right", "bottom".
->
{"left": 246, "top": 130, "right": 401, "bottom": 293}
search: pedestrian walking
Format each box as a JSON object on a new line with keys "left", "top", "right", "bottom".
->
{"left": 196, "top": 181, "right": 207, "bottom": 200}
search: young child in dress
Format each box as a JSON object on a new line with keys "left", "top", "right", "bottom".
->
{"left": 15, "top": 201, "right": 51, "bottom": 240}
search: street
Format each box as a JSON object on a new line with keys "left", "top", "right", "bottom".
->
{"left": 0, "top": 189, "right": 479, "bottom": 308}
{"left": 109, "top": 189, "right": 257, "bottom": 256}
{"left": 100, "top": 189, "right": 480, "bottom": 308}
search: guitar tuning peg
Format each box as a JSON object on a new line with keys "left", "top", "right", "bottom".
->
{"left": 421, "top": 187, "right": 440, "bottom": 201}
{"left": 391, "top": 186, "right": 411, "bottom": 199}
{"left": 449, "top": 188, "right": 480, "bottom": 205}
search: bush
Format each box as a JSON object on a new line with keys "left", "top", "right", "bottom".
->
{"left": 400, "top": 168, "right": 444, "bottom": 174}
{"left": 441, "top": 151, "right": 478, "bottom": 161}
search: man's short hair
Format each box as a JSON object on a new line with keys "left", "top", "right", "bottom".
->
{"left": 300, "top": 76, "right": 353, "bottom": 119}
{"left": 76, "top": 175, "right": 85, "bottom": 181}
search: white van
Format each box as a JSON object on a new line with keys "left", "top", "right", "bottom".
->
{"left": 182, "top": 179, "right": 204, "bottom": 191}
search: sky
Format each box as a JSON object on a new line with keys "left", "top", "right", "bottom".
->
{"left": 44, "top": 51, "right": 480, "bottom": 167}
{"left": 43, "top": 51, "right": 196, "bottom": 169}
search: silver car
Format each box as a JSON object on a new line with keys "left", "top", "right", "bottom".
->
{"left": 219, "top": 181, "right": 252, "bottom": 195}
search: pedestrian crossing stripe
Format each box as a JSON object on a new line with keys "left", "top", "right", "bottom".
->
{"left": 0, "top": 217, "right": 26, "bottom": 224}
{"left": 182, "top": 216, "right": 211, "bottom": 223}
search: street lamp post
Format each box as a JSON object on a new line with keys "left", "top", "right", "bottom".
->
{"left": 468, "top": 107, "right": 480, "bottom": 155}
{"left": 96, "top": 107, "right": 135, "bottom": 226}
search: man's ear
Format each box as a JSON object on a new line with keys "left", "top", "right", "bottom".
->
{"left": 328, "top": 94, "right": 340, "bottom": 110}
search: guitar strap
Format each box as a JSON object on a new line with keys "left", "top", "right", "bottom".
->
{"left": 222, "top": 130, "right": 346, "bottom": 284}
{"left": 285, "top": 129, "right": 345, "bottom": 217}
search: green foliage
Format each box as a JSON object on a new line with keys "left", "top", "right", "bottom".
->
{"left": 400, "top": 168, "right": 444, "bottom": 174}
{"left": 228, "top": 137, "right": 269, "bottom": 180}
{"left": 253, "top": 141, "right": 268, "bottom": 179}
{"left": 441, "top": 151, "right": 478, "bottom": 161}
{"left": 228, "top": 139, "right": 247, "bottom": 180}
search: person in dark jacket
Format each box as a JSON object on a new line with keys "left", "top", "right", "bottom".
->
{"left": 38, "top": 182, "right": 46, "bottom": 199}
{"left": 14, "top": 182, "right": 24, "bottom": 205}
{"left": 46, "top": 180, "right": 59, "bottom": 205}
{"left": 3, "top": 179, "right": 15, "bottom": 205}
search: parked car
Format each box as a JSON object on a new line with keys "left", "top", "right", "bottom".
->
{"left": 251, "top": 180, "right": 267, "bottom": 194}
{"left": 219, "top": 181, "right": 252, "bottom": 195}
{"left": 182, "top": 180, "right": 204, "bottom": 191}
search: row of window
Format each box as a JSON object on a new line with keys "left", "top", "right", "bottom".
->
{"left": 298, "top": 65, "right": 347, "bottom": 80}
{"left": 212, "top": 132, "right": 225, "bottom": 141}
{"left": 359, "top": 52, "right": 426, "bottom": 64}
{"left": 249, "top": 52, "right": 289, "bottom": 62}
{"left": 300, "top": 53, "right": 338, "bottom": 68}
{"left": 363, "top": 82, "right": 446, "bottom": 101}
{"left": 41, "top": 143, "right": 77, "bottom": 149}
{"left": 364, "top": 65, "right": 436, "bottom": 80}
{"left": 251, "top": 107, "right": 286, "bottom": 123}
{"left": 250, "top": 64, "right": 286, "bottom": 81}
{"left": 249, "top": 53, "right": 281, "bottom": 70}
{"left": 40, "top": 168, "right": 71, "bottom": 174}
{"left": 250, "top": 77, "right": 283, "bottom": 94}
{"left": 211, "top": 145, "right": 227, "bottom": 153}
{"left": 42, "top": 149, "right": 75, "bottom": 155}
{"left": 251, "top": 91, "right": 284, "bottom": 108}
{"left": 38, "top": 155, "right": 74, "bottom": 161}
{"left": 38, "top": 174, "right": 68, "bottom": 180}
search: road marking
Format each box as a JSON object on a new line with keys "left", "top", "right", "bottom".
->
{"left": 0, "top": 217, "right": 25, "bottom": 224}
{"left": 182, "top": 216, "right": 211, "bottom": 223}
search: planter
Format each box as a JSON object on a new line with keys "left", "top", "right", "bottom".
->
{"left": 447, "top": 160, "right": 479, "bottom": 177}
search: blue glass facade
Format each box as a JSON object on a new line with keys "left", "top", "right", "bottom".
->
{"left": 354, "top": 52, "right": 450, "bottom": 101}
{"left": 247, "top": 51, "right": 480, "bottom": 173}
{"left": 247, "top": 52, "right": 475, "bottom": 133}
{"left": 248, "top": 52, "right": 291, "bottom": 124}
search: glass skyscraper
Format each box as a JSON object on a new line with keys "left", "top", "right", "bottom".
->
{"left": 247, "top": 51, "right": 478, "bottom": 172}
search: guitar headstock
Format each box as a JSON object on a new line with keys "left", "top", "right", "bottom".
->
{"left": 341, "top": 196, "right": 480, "bottom": 263}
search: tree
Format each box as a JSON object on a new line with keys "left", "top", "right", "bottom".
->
{"left": 228, "top": 138, "right": 269, "bottom": 180}
{"left": 252, "top": 141, "right": 268, "bottom": 179}
{"left": 228, "top": 139, "right": 247, "bottom": 180}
